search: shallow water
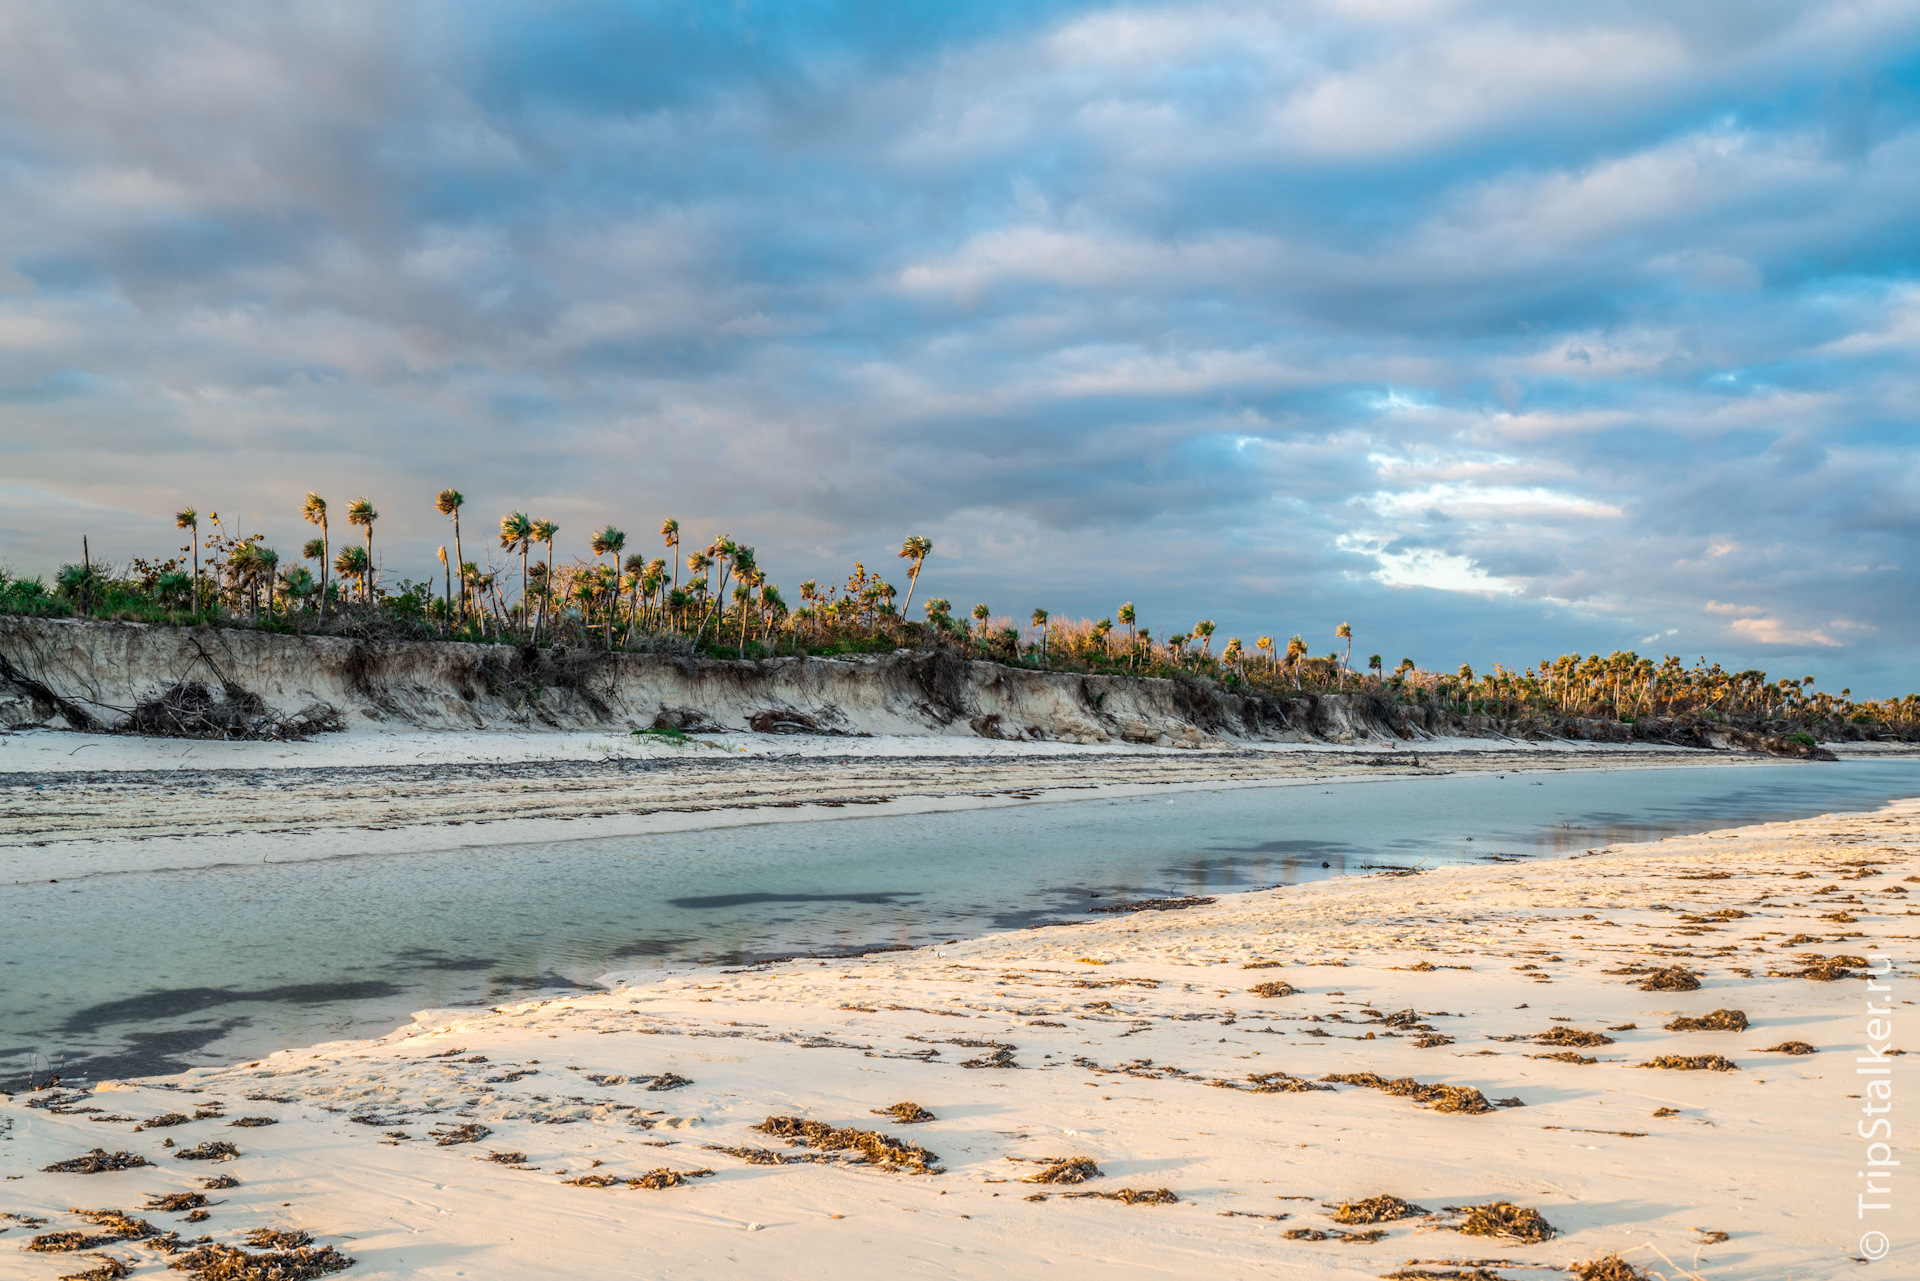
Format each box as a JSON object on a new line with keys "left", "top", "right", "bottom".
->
{"left": 4, "top": 757, "right": 1918, "bottom": 1087}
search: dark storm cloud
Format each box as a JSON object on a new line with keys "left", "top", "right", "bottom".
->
{"left": 1, "top": 1, "right": 1918, "bottom": 690}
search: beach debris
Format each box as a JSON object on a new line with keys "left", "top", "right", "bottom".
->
{"left": 1637, "top": 967, "right": 1702, "bottom": 992}
{"left": 1636, "top": 1054, "right": 1739, "bottom": 1072}
{"left": 1693, "top": 1229, "right": 1730, "bottom": 1244}
{"left": 628, "top": 1167, "right": 713, "bottom": 1190}
{"left": 646, "top": 1072, "right": 692, "bottom": 1091}
{"left": 701, "top": 1144, "right": 804, "bottom": 1165}
{"left": 484, "top": 1151, "right": 531, "bottom": 1165}
{"left": 1088, "top": 896, "right": 1215, "bottom": 914}
{"left": 1330, "top": 1195, "right": 1427, "bottom": 1224}
{"left": 562, "top": 1174, "right": 622, "bottom": 1187}
{"left": 134, "top": 1114, "right": 194, "bottom": 1132}
{"left": 1242, "top": 960, "right": 1288, "bottom": 969}
{"left": 1533, "top": 1027, "right": 1612, "bottom": 1048}
{"left": 1449, "top": 1201, "right": 1556, "bottom": 1243}
{"left": 41, "top": 1150, "right": 152, "bottom": 1174}
{"left": 228, "top": 1117, "right": 278, "bottom": 1128}
{"left": 1770, "top": 953, "right": 1866, "bottom": 981}
{"left": 960, "top": 1044, "right": 1020, "bottom": 1069}
{"left": 174, "top": 1142, "right": 241, "bottom": 1161}
{"left": 167, "top": 1239, "right": 355, "bottom": 1279}
{"left": 1232, "top": 1070, "right": 1334, "bottom": 1093}
{"left": 1413, "top": 1034, "right": 1456, "bottom": 1048}
{"left": 1059, "top": 1188, "right": 1176, "bottom": 1204}
{"left": 1762, "top": 1041, "right": 1816, "bottom": 1055}
{"left": 57, "top": 1255, "right": 135, "bottom": 1281}
{"left": 143, "top": 1194, "right": 209, "bottom": 1213}
{"left": 1529, "top": 1052, "right": 1597, "bottom": 1065}
{"left": 1023, "top": 1157, "right": 1102, "bottom": 1185}
{"left": 1380, "top": 1270, "right": 1503, "bottom": 1281}
{"left": 752, "top": 1116, "right": 942, "bottom": 1173}
{"left": 1248, "top": 981, "right": 1299, "bottom": 998}
{"left": 198, "top": 1175, "right": 240, "bottom": 1190}
{"left": 1323, "top": 1073, "right": 1496, "bottom": 1114}
{"left": 1283, "top": 1227, "right": 1385, "bottom": 1243}
{"left": 1651, "top": 1107, "right": 1680, "bottom": 1118}
{"left": 1664, "top": 1009, "right": 1747, "bottom": 1032}
{"left": 428, "top": 1123, "right": 491, "bottom": 1146}
{"left": 872, "top": 1102, "right": 935, "bottom": 1124}
{"left": 1570, "top": 1255, "right": 1650, "bottom": 1281}
{"left": 244, "top": 1231, "right": 314, "bottom": 1251}
{"left": 27, "top": 1211, "right": 159, "bottom": 1254}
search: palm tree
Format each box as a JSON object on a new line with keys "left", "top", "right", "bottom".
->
{"left": 280, "top": 566, "right": 316, "bottom": 615}
{"left": 254, "top": 547, "right": 279, "bottom": 620}
{"left": 1256, "top": 635, "right": 1274, "bottom": 669}
{"left": 435, "top": 490, "right": 466, "bottom": 624}
{"left": 1336, "top": 622, "right": 1353, "bottom": 675}
{"left": 589, "top": 525, "right": 626, "bottom": 645}
{"left": 1118, "top": 602, "right": 1137, "bottom": 667}
{"left": 1194, "top": 620, "right": 1215, "bottom": 658}
{"left": 1095, "top": 617, "right": 1113, "bottom": 663}
{"left": 175, "top": 508, "right": 200, "bottom": 613}
{"left": 346, "top": 497, "right": 378, "bottom": 601}
{"left": 499, "top": 512, "right": 533, "bottom": 629}
{"left": 438, "top": 546, "right": 452, "bottom": 626}
{"left": 532, "top": 519, "right": 559, "bottom": 638}
{"left": 972, "top": 603, "right": 990, "bottom": 642}
{"left": 896, "top": 535, "right": 932, "bottom": 627}
{"left": 660, "top": 519, "right": 680, "bottom": 592}
{"left": 1369, "top": 654, "right": 1383, "bottom": 679}
{"left": 1031, "top": 608, "right": 1050, "bottom": 667}
{"left": 334, "top": 545, "right": 370, "bottom": 603}
{"left": 731, "top": 545, "right": 758, "bottom": 656}
{"left": 301, "top": 493, "right": 329, "bottom": 620}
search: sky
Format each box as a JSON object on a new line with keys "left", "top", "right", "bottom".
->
{"left": 1, "top": 1, "right": 1918, "bottom": 694}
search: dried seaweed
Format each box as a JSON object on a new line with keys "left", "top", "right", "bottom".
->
{"left": 752, "top": 1116, "right": 941, "bottom": 1173}
{"left": 1636, "top": 967, "right": 1701, "bottom": 992}
{"left": 1451, "top": 1201, "right": 1556, "bottom": 1243}
{"left": 135, "top": 1114, "right": 194, "bottom": 1132}
{"left": 1763, "top": 1041, "right": 1816, "bottom": 1055}
{"left": 562, "top": 1174, "right": 622, "bottom": 1187}
{"left": 42, "top": 1150, "right": 152, "bottom": 1174}
{"left": 1239, "top": 1071, "right": 1334, "bottom": 1093}
{"left": 59, "top": 1255, "right": 135, "bottom": 1281}
{"left": 872, "top": 1102, "right": 935, "bottom": 1124}
{"left": 199, "top": 1176, "right": 240, "bottom": 1190}
{"left": 646, "top": 1073, "right": 692, "bottom": 1091}
{"left": 1571, "top": 1255, "right": 1649, "bottom": 1281}
{"left": 428, "top": 1123, "right": 491, "bottom": 1146}
{"left": 1089, "top": 896, "right": 1215, "bottom": 913}
{"left": 701, "top": 1144, "right": 802, "bottom": 1165}
{"left": 174, "top": 1142, "right": 240, "bottom": 1162}
{"left": 1282, "top": 1227, "right": 1385, "bottom": 1243}
{"left": 144, "top": 1194, "right": 209, "bottom": 1213}
{"left": 1663, "top": 1009, "right": 1747, "bottom": 1032}
{"left": 627, "top": 1167, "right": 713, "bottom": 1190}
{"left": 1770, "top": 954, "right": 1864, "bottom": 981}
{"left": 242, "top": 1231, "right": 312, "bottom": 1251}
{"left": 1533, "top": 1027, "right": 1612, "bottom": 1048}
{"left": 1638, "top": 1054, "right": 1738, "bottom": 1071}
{"left": 1381, "top": 1270, "right": 1502, "bottom": 1281}
{"left": 1330, "top": 1194, "right": 1426, "bottom": 1224}
{"left": 1248, "top": 981, "right": 1299, "bottom": 998}
{"left": 1060, "top": 1187, "right": 1176, "bottom": 1204}
{"left": 1024, "top": 1157, "right": 1102, "bottom": 1185}
{"left": 228, "top": 1117, "right": 278, "bottom": 1128}
{"left": 1323, "top": 1073, "right": 1496, "bottom": 1114}
{"left": 166, "top": 1241, "right": 354, "bottom": 1279}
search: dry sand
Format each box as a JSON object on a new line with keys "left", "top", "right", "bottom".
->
{"left": 4, "top": 788, "right": 1914, "bottom": 1280}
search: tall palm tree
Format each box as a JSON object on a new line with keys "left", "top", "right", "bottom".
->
{"left": 896, "top": 535, "right": 932, "bottom": 625}
{"left": 1118, "top": 602, "right": 1136, "bottom": 667}
{"left": 334, "top": 545, "right": 370, "bottom": 603}
{"left": 1031, "top": 608, "right": 1050, "bottom": 667}
{"left": 1194, "top": 620, "right": 1215, "bottom": 657}
{"left": 972, "top": 603, "right": 990, "bottom": 641}
{"left": 660, "top": 518, "right": 680, "bottom": 592}
{"left": 438, "top": 546, "right": 452, "bottom": 627}
{"left": 435, "top": 490, "right": 466, "bottom": 624}
{"left": 589, "top": 525, "right": 625, "bottom": 645}
{"left": 1256, "top": 635, "right": 1274, "bottom": 669}
{"left": 532, "top": 519, "right": 559, "bottom": 638}
{"left": 731, "top": 546, "right": 758, "bottom": 656}
{"left": 1336, "top": 622, "right": 1353, "bottom": 675}
{"left": 175, "top": 508, "right": 200, "bottom": 614}
{"left": 301, "top": 493, "right": 329, "bottom": 620}
{"left": 499, "top": 512, "right": 534, "bottom": 629}
{"left": 346, "top": 498, "right": 378, "bottom": 601}
{"left": 254, "top": 547, "right": 280, "bottom": 620}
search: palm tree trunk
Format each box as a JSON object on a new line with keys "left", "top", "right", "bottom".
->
{"left": 318, "top": 524, "right": 329, "bottom": 622}
{"left": 451, "top": 516, "right": 465, "bottom": 626}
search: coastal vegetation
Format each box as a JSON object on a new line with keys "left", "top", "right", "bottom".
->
{"left": 1, "top": 493, "right": 1914, "bottom": 741}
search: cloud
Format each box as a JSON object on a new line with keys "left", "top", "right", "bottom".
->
{"left": 0, "top": 0, "right": 1916, "bottom": 692}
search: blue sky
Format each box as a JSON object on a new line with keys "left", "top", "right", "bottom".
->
{"left": 2, "top": 1, "right": 1918, "bottom": 692}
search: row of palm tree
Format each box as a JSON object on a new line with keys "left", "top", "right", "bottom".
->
{"left": 6, "top": 487, "right": 1913, "bottom": 737}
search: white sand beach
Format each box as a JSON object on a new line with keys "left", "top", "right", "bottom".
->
{"left": 4, "top": 786, "right": 1912, "bottom": 1281}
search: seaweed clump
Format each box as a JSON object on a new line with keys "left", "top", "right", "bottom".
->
{"left": 1637, "top": 1054, "right": 1739, "bottom": 1072}
{"left": 167, "top": 1238, "right": 355, "bottom": 1280}
{"left": 1323, "top": 1073, "right": 1495, "bottom": 1114}
{"left": 1329, "top": 1194, "right": 1426, "bottom": 1224}
{"left": 1571, "top": 1255, "right": 1650, "bottom": 1281}
{"left": 1637, "top": 967, "right": 1701, "bottom": 992}
{"left": 628, "top": 1168, "right": 713, "bottom": 1190}
{"left": 41, "top": 1150, "right": 153, "bottom": 1174}
{"left": 1247, "top": 981, "right": 1299, "bottom": 998}
{"left": 58, "top": 1255, "right": 135, "bottom": 1281}
{"left": 1024, "top": 1157, "right": 1102, "bottom": 1185}
{"left": 1664, "top": 1009, "right": 1747, "bottom": 1032}
{"left": 1534, "top": 1027, "right": 1612, "bottom": 1048}
{"left": 1451, "top": 1200, "right": 1556, "bottom": 1243}
{"left": 1764, "top": 1041, "right": 1816, "bottom": 1055}
{"left": 752, "top": 1116, "right": 941, "bottom": 1173}
{"left": 872, "top": 1102, "right": 935, "bottom": 1124}
{"left": 174, "top": 1142, "right": 240, "bottom": 1162}
{"left": 1060, "top": 1188, "right": 1176, "bottom": 1205}
{"left": 428, "top": 1123, "right": 491, "bottom": 1146}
